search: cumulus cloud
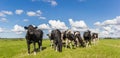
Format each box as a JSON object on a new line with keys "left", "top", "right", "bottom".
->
{"left": 12, "top": 24, "right": 25, "bottom": 34}
{"left": 0, "top": 27, "right": 4, "bottom": 32}
{"left": 49, "top": 20, "right": 68, "bottom": 30}
{"left": 27, "top": 10, "right": 42, "bottom": 16}
{"left": 43, "top": 0, "right": 57, "bottom": 6}
{"left": 0, "top": 10, "right": 13, "bottom": 17}
{"left": 1, "top": 10, "right": 13, "bottom": 15}
{"left": 94, "top": 16, "right": 120, "bottom": 38}
{"left": 0, "top": 12, "right": 6, "bottom": 17}
{"left": 0, "top": 18, "right": 8, "bottom": 22}
{"left": 27, "top": 10, "right": 46, "bottom": 19}
{"left": 69, "top": 19, "right": 87, "bottom": 28}
{"left": 38, "top": 24, "right": 50, "bottom": 30}
{"left": 94, "top": 22, "right": 101, "bottom": 26}
{"left": 27, "top": 11, "right": 36, "bottom": 16}
{"left": 69, "top": 19, "right": 88, "bottom": 31}
{"left": 15, "top": 9, "right": 23, "bottom": 15}
{"left": 94, "top": 16, "right": 120, "bottom": 26}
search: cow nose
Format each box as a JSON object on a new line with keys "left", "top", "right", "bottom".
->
{"left": 30, "top": 32, "right": 34, "bottom": 34}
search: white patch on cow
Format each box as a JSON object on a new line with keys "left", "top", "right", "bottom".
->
{"left": 40, "top": 46, "right": 42, "bottom": 51}
{"left": 34, "top": 52, "right": 36, "bottom": 55}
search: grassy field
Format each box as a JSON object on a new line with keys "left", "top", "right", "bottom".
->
{"left": 0, "top": 39, "right": 120, "bottom": 58}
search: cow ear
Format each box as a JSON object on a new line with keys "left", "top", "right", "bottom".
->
{"left": 24, "top": 26, "right": 28, "bottom": 29}
{"left": 34, "top": 26, "right": 37, "bottom": 29}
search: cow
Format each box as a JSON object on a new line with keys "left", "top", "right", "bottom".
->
{"left": 24, "top": 25, "right": 43, "bottom": 55}
{"left": 51, "top": 29, "right": 62, "bottom": 52}
{"left": 83, "top": 30, "right": 92, "bottom": 47}
{"left": 62, "top": 30, "right": 76, "bottom": 49}
{"left": 46, "top": 33, "right": 54, "bottom": 48}
{"left": 91, "top": 33, "right": 99, "bottom": 45}
{"left": 74, "top": 31, "right": 85, "bottom": 47}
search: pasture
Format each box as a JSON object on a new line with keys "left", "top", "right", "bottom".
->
{"left": 0, "top": 39, "right": 120, "bottom": 58}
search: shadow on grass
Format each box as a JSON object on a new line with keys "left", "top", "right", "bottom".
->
{"left": 31, "top": 47, "right": 47, "bottom": 53}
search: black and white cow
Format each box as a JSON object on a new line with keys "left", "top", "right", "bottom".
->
{"left": 83, "top": 30, "right": 92, "bottom": 47}
{"left": 24, "top": 25, "right": 43, "bottom": 55}
{"left": 62, "top": 30, "right": 76, "bottom": 49}
{"left": 74, "top": 31, "right": 85, "bottom": 47}
{"left": 92, "top": 33, "right": 99, "bottom": 45}
{"left": 51, "top": 29, "right": 62, "bottom": 52}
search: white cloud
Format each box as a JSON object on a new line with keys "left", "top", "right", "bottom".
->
{"left": 0, "top": 10, "right": 13, "bottom": 17}
{"left": 90, "top": 28, "right": 100, "bottom": 33}
{"left": 15, "top": 9, "right": 23, "bottom": 15}
{"left": 27, "top": 11, "right": 36, "bottom": 16}
{"left": 114, "top": 25, "right": 120, "bottom": 31}
{"left": 39, "top": 16, "right": 46, "bottom": 19}
{"left": 12, "top": 24, "right": 25, "bottom": 34}
{"left": 23, "top": 19, "right": 29, "bottom": 22}
{"left": 1, "top": 10, "right": 13, "bottom": 15}
{"left": 94, "top": 22, "right": 101, "bottom": 26}
{"left": 69, "top": 19, "right": 88, "bottom": 31}
{"left": 102, "top": 19, "right": 116, "bottom": 26}
{"left": 27, "top": 10, "right": 42, "bottom": 16}
{"left": 43, "top": 0, "right": 57, "bottom": 6}
{"left": 115, "top": 16, "right": 120, "bottom": 25}
{"left": 0, "top": 27, "right": 4, "bottom": 32}
{"left": 103, "top": 26, "right": 111, "bottom": 31}
{"left": 0, "top": 18, "right": 8, "bottom": 22}
{"left": 49, "top": 20, "right": 68, "bottom": 30}
{"left": 69, "top": 19, "right": 87, "bottom": 28}
{"left": 26, "top": 10, "right": 46, "bottom": 20}
{"left": 38, "top": 24, "right": 50, "bottom": 30}
{"left": 94, "top": 16, "right": 120, "bottom": 38}
{"left": 0, "top": 12, "right": 6, "bottom": 17}
{"left": 100, "top": 31, "right": 109, "bottom": 37}
{"left": 51, "top": 0, "right": 57, "bottom": 6}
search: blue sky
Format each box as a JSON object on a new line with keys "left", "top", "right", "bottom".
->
{"left": 0, "top": 0, "right": 120, "bottom": 38}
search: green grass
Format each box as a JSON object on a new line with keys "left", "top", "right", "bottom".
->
{"left": 0, "top": 39, "right": 120, "bottom": 58}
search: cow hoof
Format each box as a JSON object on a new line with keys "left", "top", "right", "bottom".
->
{"left": 34, "top": 52, "right": 36, "bottom": 55}
{"left": 28, "top": 53, "right": 30, "bottom": 55}
{"left": 56, "top": 49, "right": 58, "bottom": 52}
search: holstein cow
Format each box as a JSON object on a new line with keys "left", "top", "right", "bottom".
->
{"left": 92, "top": 33, "right": 99, "bottom": 45}
{"left": 51, "top": 29, "right": 62, "bottom": 52}
{"left": 74, "top": 31, "right": 85, "bottom": 47}
{"left": 63, "top": 30, "right": 76, "bottom": 49}
{"left": 24, "top": 25, "right": 43, "bottom": 55}
{"left": 83, "top": 30, "right": 92, "bottom": 47}
{"left": 46, "top": 33, "right": 54, "bottom": 48}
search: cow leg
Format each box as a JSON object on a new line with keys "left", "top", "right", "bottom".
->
{"left": 65, "top": 39, "right": 69, "bottom": 48}
{"left": 88, "top": 39, "right": 91, "bottom": 47}
{"left": 93, "top": 39, "right": 96, "bottom": 45}
{"left": 39, "top": 40, "right": 42, "bottom": 51}
{"left": 58, "top": 42, "right": 62, "bottom": 52}
{"left": 85, "top": 40, "right": 88, "bottom": 47}
{"left": 33, "top": 42, "right": 36, "bottom": 55}
{"left": 38, "top": 41, "right": 40, "bottom": 51}
{"left": 76, "top": 38, "right": 79, "bottom": 47}
{"left": 74, "top": 39, "right": 77, "bottom": 48}
{"left": 69, "top": 40, "right": 72, "bottom": 49}
{"left": 27, "top": 41, "right": 30, "bottom": 55}
{"left": 51, "top": 40, "right": 54, "bottom": 48}
{"left": 53, "top": 41, "right": 57, "bottom": 51}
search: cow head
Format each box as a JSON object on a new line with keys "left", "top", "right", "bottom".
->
{"left": 24, "top": 25, "right": 37, "bottom": 35}
{"left": 87, "top": 30, "right": 91, "bottom": 33}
